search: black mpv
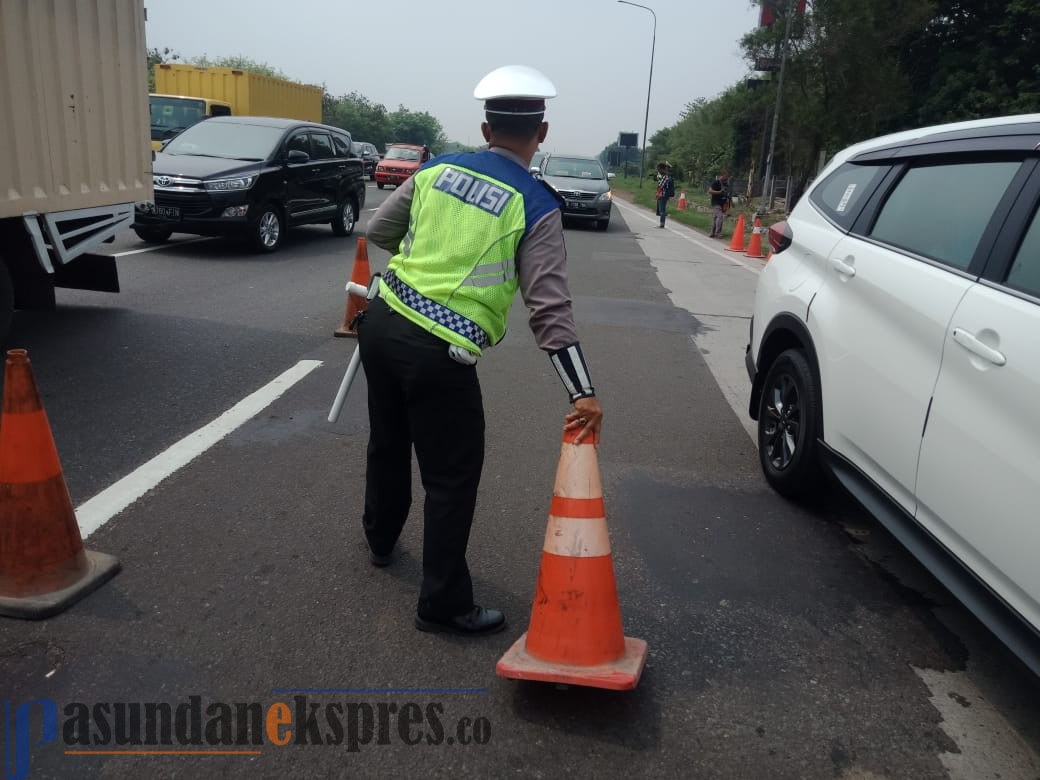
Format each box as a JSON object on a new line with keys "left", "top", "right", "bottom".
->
{"left": 134, "top": 116, "right": 367, "bottom": 252}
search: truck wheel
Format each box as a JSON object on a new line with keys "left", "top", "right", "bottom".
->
{"left": 133, "top": 226, "right": 173, "bottom": 243}
{"left": 331, "top": 198, "right": 357, "bottom": 237}
{"left": 377, "top": 182, "right": 385, "bottom": 190}
{"left": 249, "top": 204, "right": 284, "bottom": 252}
{"left": 0, "top": 259, "right": 13, "bottom": 342}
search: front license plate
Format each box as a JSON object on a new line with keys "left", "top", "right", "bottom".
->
{"left": 566, "top": 200, "right": 582, "bottom": 210}
{"left": 156, "top": 205, "right": 180, "bottom": 219}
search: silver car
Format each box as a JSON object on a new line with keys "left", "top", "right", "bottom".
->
{"left": 536, "top": 154, "right": 614, "bottom": 230}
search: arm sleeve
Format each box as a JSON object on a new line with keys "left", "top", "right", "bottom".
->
{"left": 366, "top": 177, "right": 415, "bottom": 252}
{"left": 516, "top": 209, "right": 579, "bottom": 351}
{"left": 517, "top": 210, "right": 596, "bottom": 400}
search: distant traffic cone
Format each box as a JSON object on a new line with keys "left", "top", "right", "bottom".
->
{"left": 333, "top": 237, "right": 371, "bottom": 338}
{"left": 497, "top": 427, "right": 648, "bottom": 690}
{"left": 744, "top": 218, "right": 767, "bottom": 259}
{"left": 677, "top": 191, "right": 687, "bottom": 210}
{"left": 724, "top": 213, "right": 747, "bottom": 252}
{"left": 0, "top": 350, "right": 120, "bottom": 618}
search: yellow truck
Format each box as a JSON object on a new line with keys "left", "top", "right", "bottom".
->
{"left": 0, "top": 0, "right": 152, "bottom": 340}
{"left": 150, "top": 64, "right": 323, "bottom": 151}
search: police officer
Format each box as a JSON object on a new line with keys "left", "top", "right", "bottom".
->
{"left": 359, "top": 65, "right": 603, "bottom": 636}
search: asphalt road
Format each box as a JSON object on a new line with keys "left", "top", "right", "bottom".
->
{"left": 1, "top": 186, "right": 1038, "bottom": 779}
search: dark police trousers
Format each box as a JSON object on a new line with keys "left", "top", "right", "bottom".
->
{"left": 357, "top": 296, "right": 485, "bottom": 620}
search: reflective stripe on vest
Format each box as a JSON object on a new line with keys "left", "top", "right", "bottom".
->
{"left": 383, "top": 269, "right": 491, "bottom": 349}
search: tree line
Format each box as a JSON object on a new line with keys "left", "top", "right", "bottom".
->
{"left": 146, "top": 50, "right": 454, "bottom": 153}
{"left": 603, "top": 0, "right": 1040, "bottom": 202}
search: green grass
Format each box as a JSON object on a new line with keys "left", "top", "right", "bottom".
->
{"left": 609, "top": 175, "right": 779, "bottom": 241}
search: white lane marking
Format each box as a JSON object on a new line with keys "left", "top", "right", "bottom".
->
{"left": 76, "top": 360, "right": 323, "bottom": 538}
{"left": 613, "top": 199, "right": 764, "bottom": 275}
{"left": 112, "top": 237, "right": 213, "bottom": 257}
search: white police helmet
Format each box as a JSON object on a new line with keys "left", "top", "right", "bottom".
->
{"left": 474, "top": 65, "right": 557, "bottom": 116}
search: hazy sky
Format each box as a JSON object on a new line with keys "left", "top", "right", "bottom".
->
{"left": 145, "top": 0, "right": 762, "bottom": 154}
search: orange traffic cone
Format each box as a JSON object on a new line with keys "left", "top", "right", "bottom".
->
{"left": 497, "top": 427, "right": 648, "bottom": 690}
{"left": 333, "top": 237, "right": 372, "bottom": 338}
{"left": 677, "top": 191, "right": 687, "bottom": 211}
{"left": 0, "top": 350, "right": 120, "bottom": 618}
{"left": 724, "top": 213, "right": 747, "bottom": 252}
{"left": 744, "top": 218, "right": 767, "bottom": 259}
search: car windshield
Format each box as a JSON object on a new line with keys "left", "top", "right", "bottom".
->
{"left": 385, "top": 147, "right": 421, "bottom": 161}
{"left": 545, "top": 157, "right": 605, "bottom": 179}
{"left": 161, "top": 122, "right": 284, "bottom": 161}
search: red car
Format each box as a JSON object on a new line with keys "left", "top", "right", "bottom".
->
{"left": 375, "top": 143, "right": 431, "bottom": 189}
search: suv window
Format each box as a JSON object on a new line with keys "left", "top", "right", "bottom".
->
{"left": 287, "top": 132, "right": 310, "bottom": 157}
{"left": 334, "top": 134, "right": 352, "bottom": 157}
{"left": 870, "top": 161, "right": 1020, "bottom": 271}
{"left": 1007, "top": 205, "right": 1040, "bottom": 298}
{"left": 310, "top": 133, "right": 335, "bottom": 160}
{"left": 809, "top": 162, "right": 888, "bottom": 229}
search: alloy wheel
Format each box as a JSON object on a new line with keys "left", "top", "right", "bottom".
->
{"left": 763, "top": 374, "right": 800, "bottom": 470}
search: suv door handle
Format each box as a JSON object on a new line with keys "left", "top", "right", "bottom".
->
{"left": 952, "top": 328, "right": 1006, "bottom": 366}
{"left": 830, "top": 257, "right": 856, "bottom": 277}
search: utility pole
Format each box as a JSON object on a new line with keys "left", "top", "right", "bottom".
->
{"left": 758, "top": 0, "right": 795, "bottom": 217}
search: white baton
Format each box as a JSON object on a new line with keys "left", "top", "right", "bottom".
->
{"left": 327, "top": 278, "right": 379, "bottom": 423}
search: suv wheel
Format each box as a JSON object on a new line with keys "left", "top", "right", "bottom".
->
{"left": 757, "top": 348, "right": 822, "bottom": 498}
{"left": 249, "top": 204, "right": 284, "bottom": 252}
{"left": 133, "top": 226, "right": 173, "bottom": 243}
{"left": 331, "top": 198, "right": 356, "bottom": 237}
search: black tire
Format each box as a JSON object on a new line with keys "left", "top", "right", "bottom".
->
{"left": 757, "top": 348, "right": 823, "bottom": 498}
{"left": 596, "top": 218, "right": 609, "bottom": 231}
{"left": 0, "top": 259, "right": 13, "bottom": 343}
{"left": 249, "top": 204, "right": 284, "bottom": 253}
{"left": 376, "top": 182, "right": 385, "bottom": 190}
{"left": 331, "top": 198, "right": 357, "bottom": 237}
{"left": 133, "top": 226, "right": 173, "bottom": 243}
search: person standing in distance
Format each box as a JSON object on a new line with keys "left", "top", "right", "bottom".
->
{"left": 655, "top": 162, "right": 675, "bottom": 228}
{"left": 708, "top": 169, "right": 731, "bottom": 238}
{"left": 359, "top": 65, "right": 604, "bottom": 637}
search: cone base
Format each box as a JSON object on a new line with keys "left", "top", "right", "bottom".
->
{"left": 724, "top": 247, "right": 746, "bottom": 252}
{"left": 333, "top": 327, "right": 358, "bottom": 338}
{"left": 0, "top": 550, "right": 120, "bottom": 620}
{"left": 496, "top": 632, "right": 648, "bottom": 691}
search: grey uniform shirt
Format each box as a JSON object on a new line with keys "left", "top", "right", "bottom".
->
{"left": 366, "top": 146, "right": 580, "bottom": 352}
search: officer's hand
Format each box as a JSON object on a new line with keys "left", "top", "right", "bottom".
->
{"left": 565, "top": 396, "right": 603, "bottom": 444}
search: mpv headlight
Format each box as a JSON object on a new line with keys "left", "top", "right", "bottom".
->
{"left": 205, "top": 176, "right": 255, "bottom": 191}
{"left": 597, "top": 191, "right": 613, "bottom": 202}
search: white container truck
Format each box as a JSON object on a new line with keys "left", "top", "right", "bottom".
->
{"left": 0, "top": 0, "right": 152, "bottom": 340}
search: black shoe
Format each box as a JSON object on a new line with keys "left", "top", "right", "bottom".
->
{"left": 368, "top": 546, "right": 392, "bottom": 567}
{"left": 415, "top": 606, "right": 506, "bottom": 636}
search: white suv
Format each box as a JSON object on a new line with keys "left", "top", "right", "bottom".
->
{"left": 745, "top": 114, "right": 1040, "bottom": 675}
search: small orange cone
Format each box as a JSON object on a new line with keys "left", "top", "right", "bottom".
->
{"left": 724, "top": 213, "right": 747, "bottom": 252}
{"left": 744, "top": 218, "right": 767, "bottom": 259}
{"left": 333, "top": 237, "right": 372, "bottom": 338}
{"left": 0, "top": 350, "right": 120, "bottom": 618}
{"left": 676, "top": 191, "right": 687, "bottom": 210}
{"left": 497, "top": 427, "right": 648, "bottom": 690}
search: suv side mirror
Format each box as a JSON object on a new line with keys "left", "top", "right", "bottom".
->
{"left": 607, "top": 172, "right": 616, "bottom": 180}
{"left": 287, "top": 149, "right": 309, "bottom": 164}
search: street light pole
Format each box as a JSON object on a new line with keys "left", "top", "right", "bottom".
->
{"left": 618, "top": 0, "right": 656, "bottom": 189}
